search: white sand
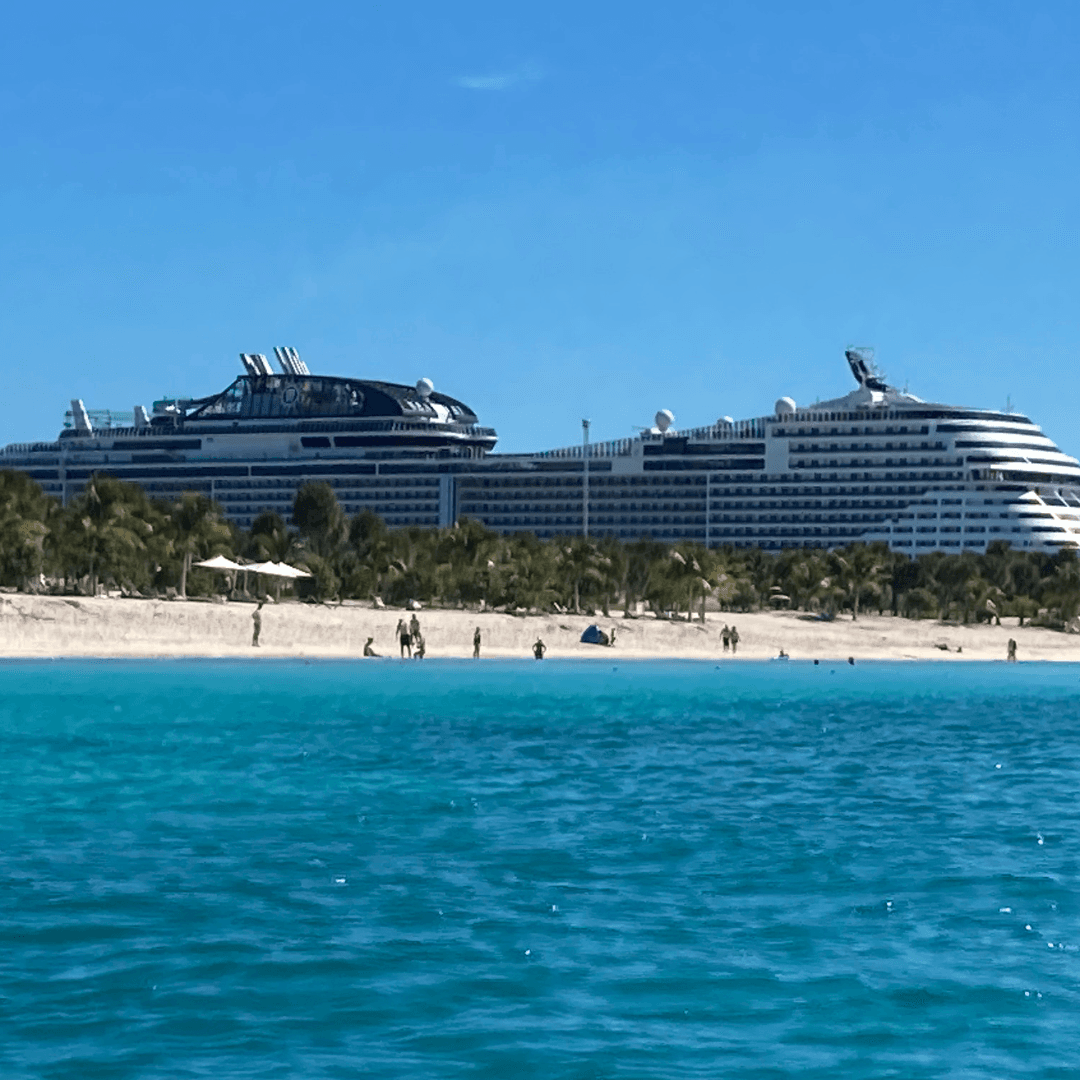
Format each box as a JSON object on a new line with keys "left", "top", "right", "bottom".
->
{"left": 0, "top": 594, "right": 1076, "bottom": 661}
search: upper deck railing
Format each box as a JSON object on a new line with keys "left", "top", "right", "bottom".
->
{"left": 1, "top": 442, "right": 61, "bottom": 456}
{"left": 53, "top": 417, "right": 498, "bottom": 441}
{"left": 530, "top": 416, "right": 769, "bottom": 459}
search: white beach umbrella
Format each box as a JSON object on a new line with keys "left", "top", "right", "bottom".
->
{"left": 245, "top": 560, "right": 286, "bottom": 577}
{"left": 270, "top": 561, "right": 312, "bottom": 579}
{"left": 247, "top": 560, "right": 312, "bottom": 579}
{"left": 194, "top": 554, "right": 247, "bottom": 571}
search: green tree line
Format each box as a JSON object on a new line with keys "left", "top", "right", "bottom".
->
{"left": 2, "top": 469, "right": 1079, "bottom": 627}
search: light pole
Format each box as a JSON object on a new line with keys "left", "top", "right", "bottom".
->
{"left": 582, "top": 418, "right": 590, "bottom": 538}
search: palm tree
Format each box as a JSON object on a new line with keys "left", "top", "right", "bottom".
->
{"left": 436, "top": 517, "right": 503, "bottom": 607}
{"left": 170, "top": 492, "right": 233, "bottom": 599}
{"left": 927, "top": 552, "right": 985, "bottom": 623}
{"left": 343, "top": 509, "right": 392, "bottom": 599}
{"left": 779, "top": 548, "right": 828, "bottom": 611}
{"left": 557, "top": 537, "right": 605, "bottom": 614}
{"left": 828, "top": 543, "right": 888, "bottom": 620}
{"left": 0, "top": 470, "right": 55, "bottom": 591}
{"left": 741, "top": 548, "right": 776, "bottom": 611}
{"left": 1042, "top": 549, "right": 1080, "bottom": 626}
{"left": 248, "top": 510, "right": 294, "bottom": 561}
{"left": 889, "top": 552, "right": 920, "bottom": 617}
{"left": 597, "top": 537, "right": 628, "bottom": 617}
{"left": 503, "top": 533, "right": 558, "bottom": 612}
{"left": 51, "top": 475, "right": 159, "bottom": 596}
{"left": 292, "top": 482, "right": 347, "bottom": 560}
{"left": 624, "top": 538, "right": 665, "bottom": 616}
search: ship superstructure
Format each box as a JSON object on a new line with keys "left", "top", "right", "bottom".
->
{"left": 3, "top": 346, "right": 1078, "bottom": 554}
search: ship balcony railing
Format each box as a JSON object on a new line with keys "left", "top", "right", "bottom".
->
{"left": 531, "top": 437, "right": 635, "bottom": 460}
{"left": 2, "top": 442, "right": 64, "bottom": 455}
{"left": 532, "top": 418, "right": 768, "bottom": 460}
{"left": 58, "top": 419, "right": 498, "bottom": 440}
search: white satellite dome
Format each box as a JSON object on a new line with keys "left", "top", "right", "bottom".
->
{"left": 654, "top": 409, "right": 674, "bottom": 433}
{"left": 775, "top": 397, "right": 796, "bottom": 416}
{"left": 718, "top": 415, "right": 734, "bottom": 426}
{"left": 416, "top": 378, "right": 434, "bottom": 398}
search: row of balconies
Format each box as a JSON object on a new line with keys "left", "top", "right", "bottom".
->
{"left": 790, "top": 441, "right": 945, "bottom": 453}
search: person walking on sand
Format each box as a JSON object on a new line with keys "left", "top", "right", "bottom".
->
{"left": 363, "top": 636, "right": 378, "bottom": 657}
{"left": 1007, "top": 638, "right": 1017, "bottom": 662}
{"left": 722, "top": 625, "right": 731, "bottom": 653}
{"left": 396, "top": 618, "right": 411, "bottom": 658}
{"left": 730, "top": 625, "right": 740, "bottom": 655}
{"left": 473, "top": 626, "right": 481, "bottom": 659}
{"left": 251, "top": 601, "right": 264, "bottom": 647}
{"left": 533, "top": 638, "right": 546, "bottom": 660}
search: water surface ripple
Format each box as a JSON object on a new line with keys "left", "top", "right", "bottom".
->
{"left": 1, "top": 660, "right": 1078, "bottom": 1078}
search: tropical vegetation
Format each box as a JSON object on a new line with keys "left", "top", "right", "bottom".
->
{"left": 1, "top": 469, "right": 1079, "bottom": 628}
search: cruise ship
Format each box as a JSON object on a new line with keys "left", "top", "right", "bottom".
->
{"left": 3, "top": 346, "right": 1079, "bottom": 554}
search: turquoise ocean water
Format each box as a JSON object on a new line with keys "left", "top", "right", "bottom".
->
{"left": 2, "top": 659, "right": 1079, "bottom": 1078}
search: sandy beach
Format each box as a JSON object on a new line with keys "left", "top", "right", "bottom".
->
{"left": 0, "top": 593, "right": 1077, "bottom": 661}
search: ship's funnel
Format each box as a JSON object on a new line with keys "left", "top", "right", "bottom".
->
{"left": 284, "top": 346, "right": 309, "bottom": 375}
{"left": 274, "top": 346, "right": 309, "bottom": 376}
{"left": 242, "top": 353, "right": 273, "bottom": 376}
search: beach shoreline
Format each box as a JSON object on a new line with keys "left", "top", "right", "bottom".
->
{"left": 1, "top": 594, "right": 1077, "bottom": 662}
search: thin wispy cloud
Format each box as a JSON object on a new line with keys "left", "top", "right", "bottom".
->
{"left": 454, "top": 64, "right": 542, "bottom": 91}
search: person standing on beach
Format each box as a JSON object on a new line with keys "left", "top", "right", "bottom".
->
{"left": 396, "top": 618, "right": 411, "bottom": 658}
{"left": 722, "top": 625, "right": 731, "bottom": 653}
{"left": 409, "top": 613, "right": 421, "bottom": 645}
{"left": 730, "top": 626, "right": 740, "bottom": 655}
{"left": 473, "top": 627, "right": 481, "bottom": 658}
{"left": 252, "top": 601, "right": 264, "bottom": 647}
{"left": 1007, "top": 638, "right": 1017, "bottom": 662}
{"left": 413, "top": 631, "right": 426, "bottom": 659}
{"left": 533, "top": 638, "right": 546, "bottom": 660}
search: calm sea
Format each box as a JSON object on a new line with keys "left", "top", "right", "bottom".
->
{"left": 1, "top": 660, "right": 1079, "bottom": 1078}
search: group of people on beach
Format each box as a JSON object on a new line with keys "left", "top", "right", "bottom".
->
{"left": 365, "top": 619, "right": 485, "bottom": 659}
{"left": 255, "top": 602, "right": 1025, "bottom": 662}
{"left": 363, "top": 625, "right": 544, "bottom": 659}
{"left": 391, "top": 614, "right": 426, "bottom": 659}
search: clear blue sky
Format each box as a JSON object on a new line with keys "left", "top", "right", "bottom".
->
{"left": 3, "top": 1, "right": 1079, "bottom": 454}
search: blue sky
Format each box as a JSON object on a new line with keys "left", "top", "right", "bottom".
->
{"left": 2, "top": 1, "right": 1079, "bottom": 453}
